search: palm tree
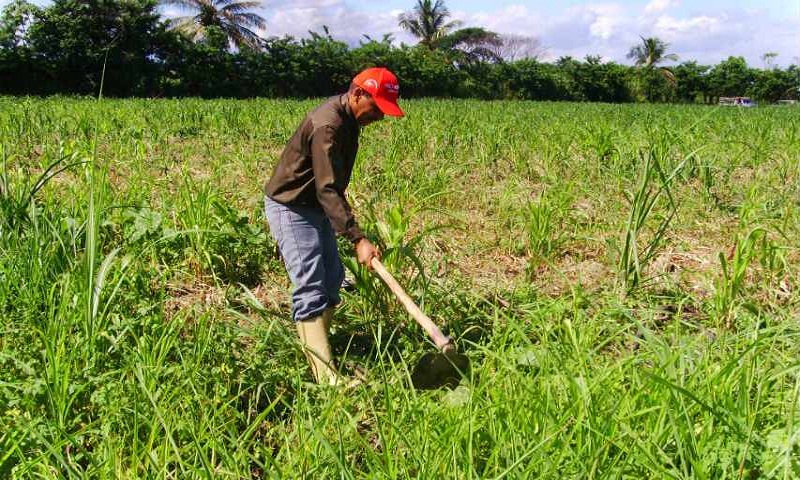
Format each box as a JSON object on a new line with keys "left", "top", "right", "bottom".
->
{"left": 398, "top": 0, "right": 461, "bottom": 48}
{"left": 360, "top": 33, "right": 395, "bottom": 46}
{"left": 161, "top": 0, "right": 266, "bottom": 50}
{"left": 398, "top": 1, "right": 500, "bottom": 64}
{"left": 627, "top": 36, "right": 678, "bottom": 83}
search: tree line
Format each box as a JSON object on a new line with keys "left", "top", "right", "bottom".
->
{"left": 1, "top": 0, "right": 797, "bottom": 103}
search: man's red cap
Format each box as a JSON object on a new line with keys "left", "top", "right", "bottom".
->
{"left": 352, "top": 67, "right": 404, "bottom": 117}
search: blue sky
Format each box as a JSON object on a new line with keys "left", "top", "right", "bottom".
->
{"left": 4, "top": 0, "right": 799, "bottom": 66}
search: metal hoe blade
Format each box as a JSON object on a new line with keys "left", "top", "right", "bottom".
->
{"left": 411, "top": 350, "right": 470, "bottom": 390}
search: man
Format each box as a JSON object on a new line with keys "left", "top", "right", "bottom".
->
{"left": 264, "top": 67, "right": 405, "bottom": 385}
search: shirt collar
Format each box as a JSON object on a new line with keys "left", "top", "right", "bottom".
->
{"left": 340, "top": 93, "right": 359, "bottom": 130}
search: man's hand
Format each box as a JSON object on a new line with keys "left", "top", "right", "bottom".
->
{"left": 355, "top": 238, "right": 380, "bottom": 270}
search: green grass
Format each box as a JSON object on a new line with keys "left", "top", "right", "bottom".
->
{"left": 1, "top": 97, "right": 799, "bottom": 478}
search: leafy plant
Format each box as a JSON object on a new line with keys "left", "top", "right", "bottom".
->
{"left": 0, "top": 144, "right": 84, "bottom": 232}
{"left": 341, "top": 198, "right": 450, "bottom": 319}
{"left": 523, "top": 189, "right": 570, "bottom": 269}
{"left": 584, "top": 123, "right": 618, "bottom": 163}
{"left": 615, "top": 147, "right": 686, "bottom": 295}
{"left": 714, "top": 227, "right": 766, "bottom": 327}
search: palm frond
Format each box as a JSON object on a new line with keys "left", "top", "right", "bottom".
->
{"left": 169, "top": 15, "right": 198, "bottom": 30}
{"left": 161, "top": 0, "right": 265, "bottom": 49}
{"left": 660, "top": 67, "right": 677, "bottom": 86}
{"left": 219, "top": 1, "right": 261, "bottom": 14}
{"left": 219, "top": 18, "right": 263, "bottom": 48}
{"left": 227, "top": 12, "right": 266, "bottom": 30}
{"left": 172, "top": 17, "right": 205, "bottom": 41}
{"left": 399, "top": 16, "right": 424, "bottom": 39}
{"left": 399, "top": 0, "right": 458, "bottom": 46}
{"left": 628, "top": 36, "right": 677, "bottom": 68}
{"left": 663, "top": 53, "right": 679, "bottom": 63}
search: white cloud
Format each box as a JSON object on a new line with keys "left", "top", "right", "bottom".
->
{"left": 263, "top": 0, "right": 342, "bottom": 9}
{"left": 654, "top": 15, "right": 722, "bottom": 36}
{"left": 260, "top": 0, "right": 408, "bottom": 44}
{"left": 644, "top": 0, "right": 680, "bottom": 15}
{"left": 453, "top": 5, "right": 539, "bottom": 36}
{"left": 589, "top": 13, "right": 623, "bottom": 40}
{"left": 452, "top": 2, "right": 799, "bottom": 66}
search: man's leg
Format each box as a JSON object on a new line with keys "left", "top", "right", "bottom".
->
{"left": 321, "top": 215, "right": 346, "bottom": 313}
{"left": 264, "top": 197, "right": 338, "bottom": 385}
{"left": 320, "top": 215, "right": 345, "bottom": 341}
{"left": 319, "top": 217, "right": 368, "bottom": 387}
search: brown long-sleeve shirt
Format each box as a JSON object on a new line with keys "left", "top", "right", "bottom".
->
{"left": 264, "top": 94, "right": 365, "bottom": 243}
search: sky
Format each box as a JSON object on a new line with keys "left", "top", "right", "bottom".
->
{"left": 4, "top": 0, "right": 799, "bottom": 66}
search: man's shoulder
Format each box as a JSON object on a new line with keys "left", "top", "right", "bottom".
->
{"left": 309, "top": 95, "right": 348, "bottom": 131}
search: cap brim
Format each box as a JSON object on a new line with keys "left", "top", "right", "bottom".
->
{"left": 375, "top": 96, "right": 404, "bottom": 117}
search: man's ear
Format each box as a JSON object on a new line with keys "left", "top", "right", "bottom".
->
{"left": 352, "top": 86, "right": 365, "bottom": 101}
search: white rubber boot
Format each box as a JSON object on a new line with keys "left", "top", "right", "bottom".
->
{"left": 296, "top": 315, "right": 338, "bottom": 385}
{"left": 324, "top": 309, "right": 366, "bottom": 388}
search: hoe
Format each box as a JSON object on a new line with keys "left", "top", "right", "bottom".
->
{"left": 371, "top": 258, "right": 470, "bottom": 389}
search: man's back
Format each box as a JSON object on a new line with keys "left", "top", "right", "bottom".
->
{"left": 264, "top": 94, "right": 359, "bottom": 209}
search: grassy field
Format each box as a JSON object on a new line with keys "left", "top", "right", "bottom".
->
{"left": 1, "top": 97, "right": 799, "bottom": 478}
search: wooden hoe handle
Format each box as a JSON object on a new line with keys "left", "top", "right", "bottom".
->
{"left": 370, "top": 258, "right": 453, "bottom": 351}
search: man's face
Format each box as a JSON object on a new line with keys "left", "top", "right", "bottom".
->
{"left": 352, "top": 89, "right": 385, "bottom": 126}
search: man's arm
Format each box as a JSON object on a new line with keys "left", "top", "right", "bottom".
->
{"left": 310, "top": 125, "right": 380, "bottom": 268}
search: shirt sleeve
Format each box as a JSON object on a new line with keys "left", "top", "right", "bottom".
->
{"left": 310, "top": 125, "right": 365, "bottom": 243}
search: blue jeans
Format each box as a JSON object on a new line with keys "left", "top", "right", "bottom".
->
{"left": 264, "top": 196, "right": 345, "bottom": 322}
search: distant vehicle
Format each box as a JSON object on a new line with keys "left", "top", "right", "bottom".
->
{"left": 719, "top": 96, "right": 756, "bottom": 107}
